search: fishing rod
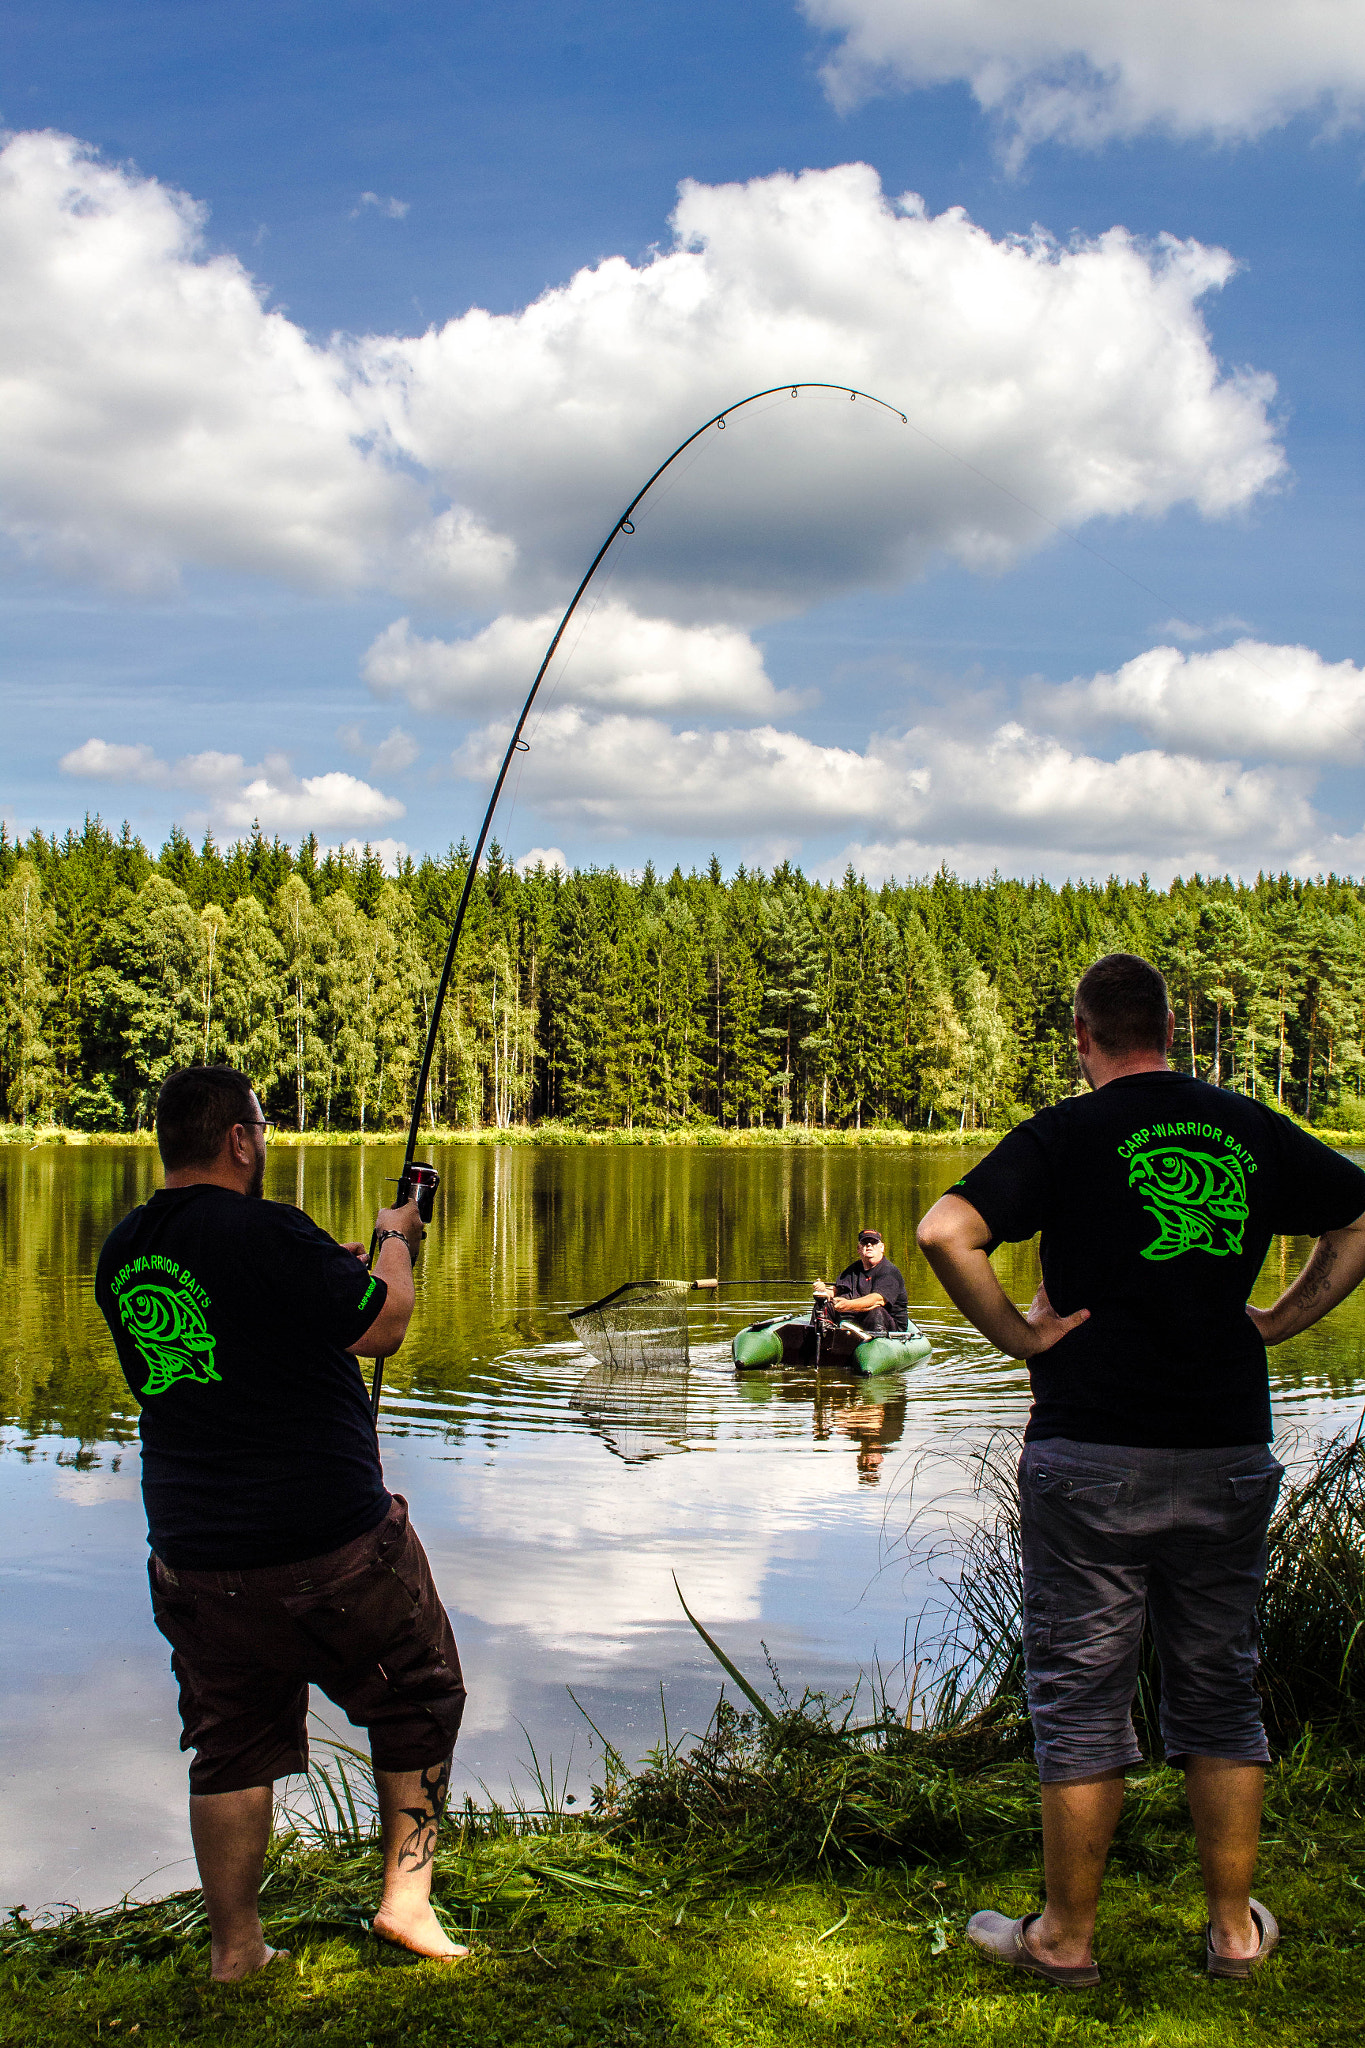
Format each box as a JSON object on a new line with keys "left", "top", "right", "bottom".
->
{"left": 368, "top": 381, "right": 908, "bottom": 1419}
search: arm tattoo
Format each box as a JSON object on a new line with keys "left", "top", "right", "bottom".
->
{"left": 1297, "top": 1238, "right": 1338, "bottom": 1311}
{"left": 396, "top": 1758, "right": 451, "bottom": 1873}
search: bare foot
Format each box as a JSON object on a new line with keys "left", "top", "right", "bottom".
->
{"left": 373, "top": 1903, "right": 468, "bottom": 1961}
{"left": 1023, "top": 1918, "right": 1093, "bottom": 1972}
{"left": 1209, "top": 1913, "right": 1259, "bottom": 1960}
{"left": 211, "top": 1944, "right": 290, "bottom": 1983}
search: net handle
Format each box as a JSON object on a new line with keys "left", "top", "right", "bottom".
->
{"left": 569, "top": 1277, "right": 717, "bottom": 1320}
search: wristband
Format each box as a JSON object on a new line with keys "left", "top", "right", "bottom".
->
{"left": 373, "top": 1228, "right": 417, "bottom": 1266}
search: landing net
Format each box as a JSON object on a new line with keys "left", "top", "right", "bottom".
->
{"left": 572, "top": 1361, "right": 692, "bottom": 1465}
{"left": 567, "top": 1280, "right": 692, "bottom": 1374}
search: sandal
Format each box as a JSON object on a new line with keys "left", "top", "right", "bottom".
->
{"left": 966, "top": 1910, "right": 1101, "bottom": 1989}
{"left": 1206, "top": 1899, "right": 1278, "bottom": 1978}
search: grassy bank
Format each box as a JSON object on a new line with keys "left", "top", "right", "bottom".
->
{"left": 4, "top": 1119, "right": 1363, "bottom": 1150}
{"left": 5, "top": 1746, "right": 1364, "bottom": 2047}
{"left": 0, "top": 1121, "right": 1005, "bottom": 1150}
{"left": 9, "top": 1430, "right": 1365, "bottom": 2045}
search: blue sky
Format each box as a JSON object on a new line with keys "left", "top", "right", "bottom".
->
{"left": 3, "top": 0, "right": 1363, "bottom": 881}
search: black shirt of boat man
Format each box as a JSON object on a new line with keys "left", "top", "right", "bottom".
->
{"left": 954, "top": 1069, "right": 1365, "bottom": 1448}
{"left": 834, "top": 1255, "right": 910, "bottom": 1330}
{"left": 95, "top": 1184, "right": 391, "bottom": 1570}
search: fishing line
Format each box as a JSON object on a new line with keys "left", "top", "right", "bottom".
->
{"left": 893, "top": 409, "right": 1293, "bottom": 697}
{"left": 755, "top": 386, "right": 1279, "bottom": 688}
{"left": 517, "top": 384, "right": 859, "bottom": 766}
{"left": 897, "top": 413, "right": 1178, "bottom": 614}
{"left": 688, "top": 380, "right": 1239, "bottom": 659}
{"left": 469, "top": 553, "right": 626, "bottom": 858}
{"left": 366, "top": 382, "right": 908, "bottom": 1420}
{"left": 373, "top": 371, "right": 1226, "bottom": 1418}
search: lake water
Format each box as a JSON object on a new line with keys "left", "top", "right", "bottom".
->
{"left": 3, "top": 1140, "right": 1363, "bottom": 1915}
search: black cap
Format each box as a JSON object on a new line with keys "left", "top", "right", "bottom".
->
{"left": 857, "top": 1229, "right": 882, "bottom": 1245}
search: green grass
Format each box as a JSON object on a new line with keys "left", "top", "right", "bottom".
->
{"left": 5, "top": 1751, "right": 1365, "bottom": 2046}
{"left": 6, "top": 1117, "right": 1361, "bottom": 1149}
{"left": 11, "top": 1432, "right": 1365, "bottom": 2043}
{"left": 0, "top": 1120, "right": 1003, "bottom": 1148}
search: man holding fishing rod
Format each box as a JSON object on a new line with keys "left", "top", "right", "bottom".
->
{"left": 916, "top": 953, "right": 1365, "bottom": 1988}
{"left": 814, "top": 1227, "right": 910, "bottom": 1334}
{"left": 94, "top": 1066, "right": 468, "bottom": 1981}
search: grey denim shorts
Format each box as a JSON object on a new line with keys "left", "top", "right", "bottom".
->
{"left": 1018, "top": 1438, "right": 1283, "bottom": 1783}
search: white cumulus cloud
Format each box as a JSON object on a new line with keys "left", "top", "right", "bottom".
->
{"left": 362, "top": 603, "right": 790, "bottom": 715}
{"left": 879, "top": 720, "right": 1314, "bottom": 856}
{"left": 361, "top": 163, "right": 1282, "bottom": 617}
{"left": 1032, "top": 640, "right": 1365, "bottom": 764}
{"left": 0, "top": 134, "right": 1282, "bottom": 616}
{"left": 340, "top": 836, "right": 411, "bottom": 872}
{"left": 0, "top": 130, "right": 510, "bottom": 596}
{"left": 222, "top": 769, "right": 401, "bottom": 835}
{"left": 455, "top": 708, "right": 875, "bottom": 835}
{"left": 452, "top": 701, "right": 1315, "bottom": 873}
{"left": 338, "top": 721, "right": 421, "bottom": 774}
{"left": 57, "top": 739, "right": 163, "bottom": 782}
{"left": 805, "top": 0, "right": 1365, "bottom": 154}
{"left": 59, "top": 739, "right": 404, "bottom": 836}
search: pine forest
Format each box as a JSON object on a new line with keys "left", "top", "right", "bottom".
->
{"left": 3, "top": 817, "right": 1365, "bottom": 1137}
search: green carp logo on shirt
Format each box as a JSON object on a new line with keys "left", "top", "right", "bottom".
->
{"left": 1125, "top": 1144, "right": 1250, "bottom": 1261}
{"left": 111, "top": 1257, "right": 219, "bottom": 1396}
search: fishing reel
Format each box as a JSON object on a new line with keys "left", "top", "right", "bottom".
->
{"left": 367, "top": 1161, "right": 440, "bottom": 1423}
{"left": 398, "top": 1161, "right": 441, "bottom": 1226}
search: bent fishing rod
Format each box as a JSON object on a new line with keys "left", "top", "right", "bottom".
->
{"left": 368, "top": 381, "right": 908, "bottom": 1418}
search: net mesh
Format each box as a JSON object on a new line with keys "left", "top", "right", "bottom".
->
{"left": 567, "top": 1279, "right": 692, "bottom": 1374}
{"left": 572, "top": 1361, "right": 692, "bottom": 1464}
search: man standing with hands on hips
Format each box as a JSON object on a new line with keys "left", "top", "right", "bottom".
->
{"left": 95, "top": 1066, "right": 468, "bottom": 1981}
{"left": 917, "top": 954, "right": 1365, "bottom": 1988}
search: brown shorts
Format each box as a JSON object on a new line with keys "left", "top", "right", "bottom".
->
{"left": 148, "top": 1495, "right": 466, "bottom": 1795}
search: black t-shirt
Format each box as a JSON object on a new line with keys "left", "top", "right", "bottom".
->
{"left": 835, "top": 1255, "right": 910, "bottom": 1330}
{"left": 94, "top": 1185, "right": 392, "bottom": 1568}
{"left": 955, "top": 1072, "right": 1365, "bottom": 1448}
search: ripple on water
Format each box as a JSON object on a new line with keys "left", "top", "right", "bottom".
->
{"left": 3, "top": 1140, "right": 1363, "bottom": 1914}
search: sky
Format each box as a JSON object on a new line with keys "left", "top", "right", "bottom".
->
{"left": 2, "top": 0, "right": 1363, "bottom": 884}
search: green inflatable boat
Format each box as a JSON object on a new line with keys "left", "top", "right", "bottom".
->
{"left": 732, "top": 1311, "right": 932, "bottom": 1377}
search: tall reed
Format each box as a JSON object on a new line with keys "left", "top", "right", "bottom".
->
{"left": 601, "top": 1426, "right": 1365, "bottom": 1869}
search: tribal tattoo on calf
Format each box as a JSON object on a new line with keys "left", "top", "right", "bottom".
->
{"left": 396, "top": 1758, "right": 452, "bottom": 1872}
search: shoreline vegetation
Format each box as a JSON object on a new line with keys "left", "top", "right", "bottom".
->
{"left": 0, "top": 1121, "right": 1007, "bottom": 1149}
{"left": 4, "top": 1120, "right": 1363, "bottom": 1151}
{"left": 8, "top": 1432, "right": 1365, "bottom": 2045}
{"left": 5, "top": 819, "right": 1365, "bottom": 1146}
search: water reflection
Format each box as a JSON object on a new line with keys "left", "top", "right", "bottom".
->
{"left": 731, "top": 1363, "right": 906, "bottom": 1486}
{"left": 572, "top": 1361, "right": 696, "bottom": 1464}
{"left": 821, "top": 1383, "right": 906, "bottom": 1486}
{"left": 3, "top": 1138, "right": 1364, "bottom": 1918}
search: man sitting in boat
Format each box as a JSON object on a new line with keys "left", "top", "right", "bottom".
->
{"left": 815, "top": 1229, "right": 909, "bottom": 1334}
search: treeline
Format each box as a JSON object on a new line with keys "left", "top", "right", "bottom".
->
{"left": 2, "top": 817, "right": 1364, "bottom": 1134}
